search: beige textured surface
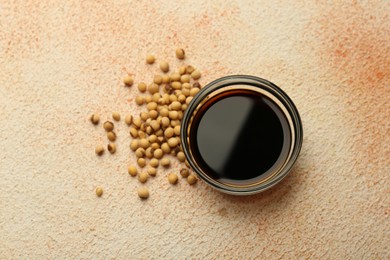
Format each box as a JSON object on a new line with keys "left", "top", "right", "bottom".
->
{"left": 0, "top": 0, "right": 389, "bottom": 259}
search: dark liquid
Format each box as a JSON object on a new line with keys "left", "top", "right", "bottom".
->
{"left": 190, "top": 90, "right": 291, "bottom": 185}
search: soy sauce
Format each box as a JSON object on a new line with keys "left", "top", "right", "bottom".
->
{"left": 190, "top": 89, "right": 291, "bottom": 185}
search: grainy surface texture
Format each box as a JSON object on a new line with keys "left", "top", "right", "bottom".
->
{"left": 0, "top": 1, "right": 389, "bottom": 259}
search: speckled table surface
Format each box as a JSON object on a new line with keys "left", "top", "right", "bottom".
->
{"left": 0, "top": 1, "right": 389, "bottom": 259}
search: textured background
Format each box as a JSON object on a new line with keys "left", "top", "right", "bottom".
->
{"left": 0, "top": 0, "right": 389, "bottom": 259}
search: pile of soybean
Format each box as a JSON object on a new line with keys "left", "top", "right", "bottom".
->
{"left": 91, "top": 49, "right": 200, "bottom": 200}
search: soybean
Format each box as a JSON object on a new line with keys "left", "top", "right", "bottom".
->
{"left": 144, "top": 95, "right": 152, "bottom": 103}
{"left": 138, "top": 130, "right": 146, "bottom": 138}
{"left": 153, "top": 149, "right": 163, "bottom": 159}
{"left": 170, "top": 101, "right": 181, "bottom": 111}
{"left": 160, "top": 157, "right": 171, "bottom": 167}
{"left": 149, "top": 158, "right": 159, "bottom": 168}
{"left": 123, "top": 75, "right": 134, "bottom": 86}
{"left": 130, "top": 140, "right": 139, "bottom": 151}
{"left": 139, "top": 138, "right": 150, "bottom": 149}
{"left": 107, "top": 131, "right": 116, "bottom": 142}
{"left": 190, "top": 88, "right": 200, "bottom": 97}
{"left": 175, "top": 48, "right": 185, "bottom": 59}
{"left": 148, "top": 135, "right": 158, "bottom": 143}
{"left": 174, "top": 125, "right": 180, "bottom": 136}
{"left": 178, "top": 94, "right": 186, "bottom": 103}
{"left": 140, "top": 112, "right": 149, "bottom": 121}
{"left": 148, "top": 83, "right": 159, "bottom": 94}
{"left": 138, "top": 82, "right": 147, "bottom": 92}
{"left": 159, "top": 61, "right": 169, "bottom": 73}
{"left": 128, "top": 165, "right": 137, "bottom": 177}
{"left": 135, "top": 148, "right": 145, "bottom": 158}
{"left": 145, "top": 147, "right": 154, "bottom": 159}
{"left": 168, "top": 111, "right": 178, "bottom": 120}
{"left": 146, "top": 54, "right": 155, "bottom": 64}
{"left": 130, "top": 127, "right": 138, "bottom": 138}
{"left": 152, "top": 93, "right": 161, "bottom": 102}
{"left": 149, "top": 110, "right": 158, "bottom": 119}
{"left": 133, "top": 117, "right": 142, "bottom": 128}
{"left": 161, "top": 117, "right": 170, "bottom": 128}
{"left": 180, "top": 168, "right": 190, "bottom": 178}
{"left": 135, "top": 96, "right": 145, "bottom": 105}
{"left": 95, "top": 145, "right": 104, "bottom": 156}
{"left": 103, "top": 121, "right": 114, "bottom": 132}
{"left": 171, "top": 81, "right": 181, "bottom": 90}
{"left": 180, "top": 75, "right": 191, "bottom": 83}
{"left": 186, "top": 96, "right": 193, "bottom": 105}
{"left": 90, "top": 114, "right": 100, "bottom": 125}
{"left": 147, "top": 167, "right": 157, "bottom": 177}
{"left": 179, "top": 66, "right": 186, "bottom": 75}
{"left": 169, "top": 94, "right": 178, "bottom": 103}
{"left": 138, "top": 187, "right": 149, "bottom": 199}
{"left": 150, "top": 120, "right": 160, "bottom": 131}
{"left": 168, "top": 137, "right": 179, "bottom": 148}
{"left": 146, "top": 102, "right": 158, "bottom": 111}
{"left": 153, "top": 75, "right": 163, "bottom": 85}
{"left": 161, "top": 143, "right": 171, "bottom": 154}
{"left": 168, "top": 173, "right": 178, "bottom": 184}
{"left": 186, "top": 65, "right": 195, "bottom": 74}
{"left": 137, "top": 158, "right": 146, "bottom": 168}
{"left": 191, "top": 70, "right": 201, "bottom": 80}
{"left": 177, "top": 152, "right": 185, "bottom": 162}
{"left": 171, "top": 73, "right": 181, "bottom": 81}
{"left": 125, "top": 114, "right": 133, "bottom": 125}
{"left": 187, "top": 174, "right": 197, "bottom": 185}
{"left": 162, "top": 75, "right": 170, "bottom": 84}
{"left": 192, "top": 82, "right": 201, "bottom": 89}
{"left": 107, "top": 143, "right": 116, "bottom": 154}
{"left": 112, "top": 112, "right": 120, "bottom": 121}
{"left": 138, "top": 172, "right": 149, "bottom": 183}
{"left": 164, "top": 127, "right": 174, "bottom": 138}
{"left": 160, "top": 108, "right": 169, "bottom": 117}
{"left": 95, "top": 187, "right": 104, "bottom": 197}
{"left": 151, "top": 142, "right": 160, "bottom": 149}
